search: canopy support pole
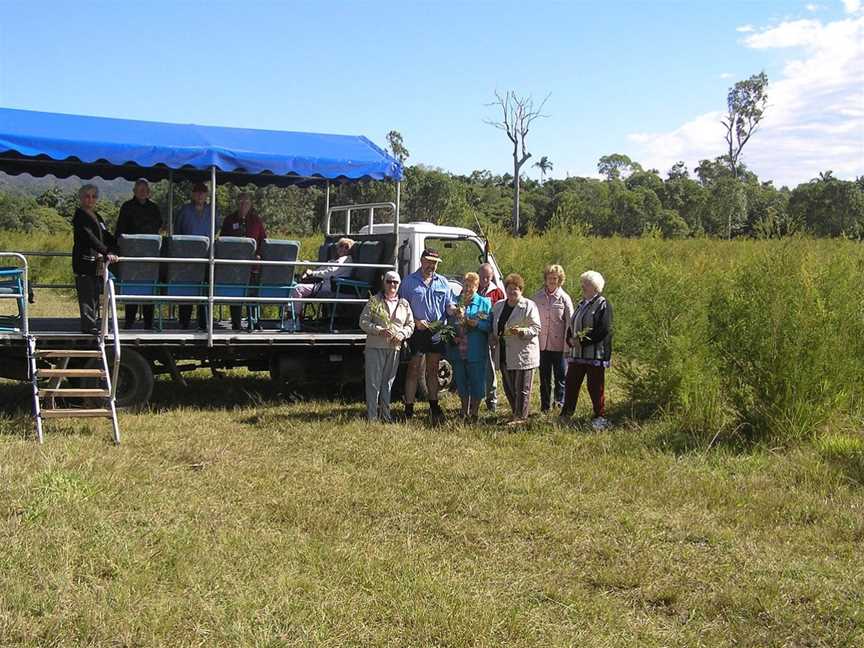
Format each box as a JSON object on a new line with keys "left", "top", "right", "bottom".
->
{"left": 324, "top": 182, "right": 330, "bottom": 232}
{"left": 207, "top": 166, "right": 216, "bottom": 348}
{"left": 167, "top": 169, "right": 174, "bottom": 236}
{"left": 394, "top": 181, "right": 401, "bottom": 270}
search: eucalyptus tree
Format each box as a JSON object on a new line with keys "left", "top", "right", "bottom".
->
{"left": 721, "top": 71, "right": 769, "bottom": 238}
{"left": 485, "top": 90, "right": 549, "bottom": 234}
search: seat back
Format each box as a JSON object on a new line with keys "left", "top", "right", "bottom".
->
{"left": 258, "top": 239, "right": 300, "bottom": 298}
{"left": 318, "top": 241, "right": 338, "bottom": 263}
{"left": 117, "top": 234, "right": 161, "bottom": 295}
{"left": 214, "top": 236, "right": 255, "bottom": 297}
{"left": 350, "top": 240, "right": 385, "bottom": 286}
{"left": 164, "top": 235, "right": 209, "bottom": 296}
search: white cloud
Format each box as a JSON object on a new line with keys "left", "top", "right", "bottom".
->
{"left": 628, "top": 15, "right": 864, "bottom": 185}
{"left": 736, "top": 24, "right": 756, "bottom": 32}
{"left": 842, "top": 0, "right": 861, "bottom": 14}
{"left": 719, "top": 72, "right": 735, "bottom": 79}
{"left": 805, "top": 3, "right": 824, "bottom": 11}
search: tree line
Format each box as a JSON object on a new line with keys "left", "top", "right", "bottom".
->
{"left": 0, "top": 158, "right": 862, "bottom": 240}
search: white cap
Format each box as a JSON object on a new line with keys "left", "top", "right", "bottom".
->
{"left": 384, "top": 270, "right": 401, "bottom": 283}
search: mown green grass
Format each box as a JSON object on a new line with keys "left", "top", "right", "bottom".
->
{"left": 1, "top": 369, "right": 863, "bottom": 646}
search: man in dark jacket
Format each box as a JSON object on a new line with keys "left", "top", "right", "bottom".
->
{"left": 115, "top": 179, "right": 163, "bottom": 329}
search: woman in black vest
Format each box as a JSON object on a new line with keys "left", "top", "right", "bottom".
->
{"left": 72, "top": 184, "right": 117, "bottom": 334}
{"left": 559, "top": 270, "right": 613, "bottom": 430}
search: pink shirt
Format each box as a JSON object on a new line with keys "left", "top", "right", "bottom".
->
{"left": 532, "top": 286, "right": 574, "bottom": 352}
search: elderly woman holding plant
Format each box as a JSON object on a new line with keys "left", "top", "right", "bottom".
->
{"left": 532, "top": 263, "right": 574, "bottom": 412}
{"left": 560, "top": 270, "right": 613, "bottom": 430}
{"left": 446, "top": 272, "right": 492, "bottom": 421}
{"left": 359, "top": 271, "right": 415, "bottom": 422}
{"left": 489, "top": 273, "right": 541, "bottom": 425}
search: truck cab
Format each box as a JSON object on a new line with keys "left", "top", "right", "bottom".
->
{"left": 359, "top": 221, "right": 504, "bottom": 294}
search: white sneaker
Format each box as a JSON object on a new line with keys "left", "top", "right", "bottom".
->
{"left": 591, "top": 416, "right": 610, "bottom": 430}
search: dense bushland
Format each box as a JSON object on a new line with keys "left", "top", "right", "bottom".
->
{"left": 3, "top": 228, "right": 862, "bottom": 446}
{"left": 490, "top": 228, "right": 864, "bottom": 446}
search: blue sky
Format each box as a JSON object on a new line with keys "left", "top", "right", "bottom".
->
{"left": 1, "top": 1, "right": 861, "bottom": 186}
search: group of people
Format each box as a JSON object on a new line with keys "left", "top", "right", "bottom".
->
{"left": 360, "top": 249, "right": 614, "bottom": 429}
{"left": 72, "top": 180, "right": 266, "bottom": 333}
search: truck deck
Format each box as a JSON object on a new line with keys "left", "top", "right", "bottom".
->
{"left": 0, "top": 317, "right": 365, "bottom": 347}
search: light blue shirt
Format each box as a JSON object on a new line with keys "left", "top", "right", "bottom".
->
{"left": 174, "top": 203, "right": 221, "bottom": 239}
{"left": 399, "top": 270, "right": 453, "bottom": 323}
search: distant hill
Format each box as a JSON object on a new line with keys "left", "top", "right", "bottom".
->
{"left": 0, "top": 172, "right": 132, "bottom": 202}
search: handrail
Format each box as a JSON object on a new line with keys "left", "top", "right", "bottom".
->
{"left": 111, "top": 256, "right": 392, "bottom": 269}
{"left": 0, "top": 252, "right": 30, "bottom": 336}
{"left": 100, "top": 263, "right": 121, "bottom": 399}
{"left": 107, "top": 279, "right": 121, "bottom": 397}
{"left": 325, "top": 201, "right": 396, "bottom": 235}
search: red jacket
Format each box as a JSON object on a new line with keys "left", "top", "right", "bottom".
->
{"left": 220, "top": 210, "right": 267, "bottom": 254}
{"left": 480, "top": 284, "right": 505, "bottom": 304}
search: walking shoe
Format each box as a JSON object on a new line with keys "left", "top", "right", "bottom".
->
{"left": 486, "top": 400, "right": 497, "bottom": 412}
{"left": 404, "top": 403, "right": 415, "bottom": 419}
{"left": 591, "top": 416, "right": 610, "bottom": 430}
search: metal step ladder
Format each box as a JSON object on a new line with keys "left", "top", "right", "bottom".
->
{"left": 27, "top": 337, "right": 121, "bottom": 445}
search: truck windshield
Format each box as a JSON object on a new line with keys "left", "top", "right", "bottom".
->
{"left": 425, "top": 237, "right": 485, "bottom": 284}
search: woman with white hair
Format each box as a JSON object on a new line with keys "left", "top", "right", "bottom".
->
{"left": 291, "top": 237, "right": 355, "bottom": 299}
{"left": 359, "top": 271, "right": 414, "bottom": 422}
{"left": 559, "top": 270, "right": 613, "bottom": 430}
{"left": 72, "top": 184, "right": 117, "bottom": 334}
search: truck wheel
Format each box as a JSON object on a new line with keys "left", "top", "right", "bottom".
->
{"left": 417, "top": 356, "right": 453, "bottom": 399}
{"left": 437, "top": 358, "right": 453, "bottom": 391}
{"left": 84, "top": 349, "right": 154, "bottom": 410}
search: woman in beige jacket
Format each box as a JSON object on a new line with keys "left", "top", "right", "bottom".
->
{"left": 359, "top": 271, "right": 415, "bottom": 422}
{"left": 489, "top": 273, "right": 542, "bottom": 425}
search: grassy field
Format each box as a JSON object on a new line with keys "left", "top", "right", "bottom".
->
{"left": 1, "top": 367, "right": 863, "bottom": 646}
{"left": 1, "top": 232, "right": 863, "bottom": 645}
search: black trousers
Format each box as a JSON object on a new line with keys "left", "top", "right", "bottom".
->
{"left": 75, "top": 275, "right": 100, "bottom": 334}
{"left": 538, "top": 350, "right": 567, "bottom": 411}
{"left": 125, "top": 303, "right": 155, "bottom": 329}
{"left": 178, "top": 305, "right": 207, "bottom": 329}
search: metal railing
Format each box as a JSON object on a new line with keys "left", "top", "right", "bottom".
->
{"left": 0, "top": 252, "right": 30, "bottom": 336}
{"left": 100, "top": 265, "right": 121, "bottom": 399}
{"left": 4, "top": 198, "right": 402, "bottom": 346}
{"left": 326, "top": 201, "right": 397, "bottom": 236}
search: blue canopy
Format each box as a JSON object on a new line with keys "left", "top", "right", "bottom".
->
{"left": 0, "top": 107, "right": 403, "bottom": 186}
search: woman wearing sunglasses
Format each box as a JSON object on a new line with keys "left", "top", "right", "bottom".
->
{"left": 359, "top": 271, "right": 415, "bottom": 422}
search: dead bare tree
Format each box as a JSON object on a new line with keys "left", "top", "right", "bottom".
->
{"left": 486, "top": 90, "right": 549, "bottom": 234}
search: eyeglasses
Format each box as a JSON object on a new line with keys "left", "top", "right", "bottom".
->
{"left": 385, "top": 280, "right": 400, "bottom": 284}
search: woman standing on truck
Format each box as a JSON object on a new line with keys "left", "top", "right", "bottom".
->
{"left": 359, "top": 270, "right": 414, "bottom": 422}
{"left": 220, "top": 192, "right": 267, "bottom": 330}
{"left": 446, "top": 272, "right": 492, "bottom": 422}
{"left": 72, "top": 184, "right": 118, "bottom": 334}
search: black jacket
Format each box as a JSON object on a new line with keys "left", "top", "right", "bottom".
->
{"left": 116, "top": 198, "right": 162, "bottom": 237}
{"left": 568, "top": 295, "right": 613, "bottom": 362}
{"left": 72, "top": 208, "right": 117, "bottom": 276}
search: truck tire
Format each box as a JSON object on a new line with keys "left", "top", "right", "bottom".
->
{"left": 84, "top": 349, "right": 154, "bottom": 410}
{"left": 415, "top": 356, "right": 454, "bottom": 400}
